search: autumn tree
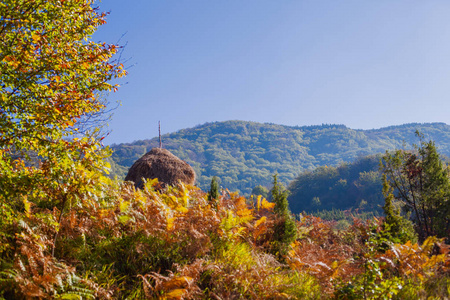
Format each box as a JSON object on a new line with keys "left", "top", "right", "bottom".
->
{"left": 0, "top": 0, "right": 126, "bottom": 201}
{"left": 0, "top": 0, "right": 126, "bottom": 297}
{"left": 381, "top": 132, "right": 450, "bottom": 242}
{"left": 0, "top": 0, "right": 126, "bottom": 264}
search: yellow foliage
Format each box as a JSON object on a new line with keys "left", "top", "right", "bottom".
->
{"left": 166, "top": 217, "right": 175, "bottom": 231}
{"left": 255, "top": 216, "right": 267, "bottom": 228}
{"left": 161, "top": 288, "right": 186, "bottom": 300}
{"left": 161, "top": 276, "right": 193, "bottom": 290}
{"left": 118, "top": 199, "right": 130, "bottom": 212}
{"left": 272, "top": 292, "right": 290, "bottom": 299}
{"left": 219, "top": 211, "right": 249, "bottom": 242}
{"left": 261, "top": 198, "right": 275, "bottom": 210}
{"left": 178, "top": 182, "right": 190, "bottom": 207}
{"left": 144, "top": 178, "right": 159, "bottom": 189}
{"left": 236, "top": 207, "right": 253, "bottom": 220}
{"left": 174, "top": 206, "right": 189, "bottom": 214}
{"left": 23, "top": 196, "right": 31, "bottom": 218}
{"left": 253, "top": 216, "right": 269, "bottom": 240}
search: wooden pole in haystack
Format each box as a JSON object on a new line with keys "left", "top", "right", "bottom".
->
{"left": 159, "top": 121, "right": 162, "bottom": 148}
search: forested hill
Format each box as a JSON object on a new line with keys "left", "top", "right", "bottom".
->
{"left": 108, "top": 121, "right": 450, "bottom": 194}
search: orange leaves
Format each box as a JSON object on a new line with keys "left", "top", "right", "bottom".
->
{"left": 384, "top": 237, "right": 449, "bottom": 278}
{"left": 139, "top": 261, "right": 202, "bottom": 300}
{"left": 2, "top": 55, "right": 20, "bottom": 68}
{"left": 161, "top": 276, "right": 194, "bottom": 292}
{"left": 255, "top": 195, "right": 275, "bottom": 212}
{"left": 5, "top": 213, "right": 85, "bottom": 299}
{"left": 287, "top": 217, "right": 367, "bottom": 294}
{"left": 31, "top": 33, "right": 41, "bottom": 43}
{"left": 261, "top": 197, "right": 275, "bottom": 210}
{"left": 252, "top": 216, "right": 269, "bottom": 240}
{"left": 255, "top": 215, "right": 267, "bottom": 227}
{"left": 287, "top": 239, "right": 358, "bottom": 294}
{"left": 0, "top": 0, "right": 127, "bottom": 294}
{"left": 1, "top": 0, "right": 127, "bottom": 152}
{"left": 6, "top": 175, "right": 450, "bottom": 299}
{"left": 236, "top": 206, "right": 253, "bottom": 219}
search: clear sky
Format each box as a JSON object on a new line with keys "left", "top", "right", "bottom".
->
{"left": 94, "top": 1, "right": 450, "bottom": 145}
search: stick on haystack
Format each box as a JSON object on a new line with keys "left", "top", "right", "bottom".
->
{"left": 125, "top": 148, "right": 196, "bottom": 189}
{"left": 159, "top": 121, "right": 162, "bottom": 148}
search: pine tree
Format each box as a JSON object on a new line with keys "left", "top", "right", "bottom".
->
{"left": 381, "top": 174, "right": 417, "bottom": 244}
{"left": 208, "top": 176, "right": 220, "bottom": 208}
{"left": 418, "top": 138, "right": 450, "bottom": 240}
{"left": 381, "top": 132, "right": 450, "bottom": 241}
{"left": 271, "top": 174, "right": 297, "bottom": 257}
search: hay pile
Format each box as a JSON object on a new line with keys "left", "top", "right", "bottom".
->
{"left": 125, "top": 148, "right": 196, "bottom": 189}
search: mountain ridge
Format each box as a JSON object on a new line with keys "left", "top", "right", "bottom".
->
{"left": 108, "top": 120, "right": 450, "bottom": 194}
{"left": 110, "top": 121, "right": 449, "bottom": 147}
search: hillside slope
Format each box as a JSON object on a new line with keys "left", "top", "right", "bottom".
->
{"left": 109, "top": 121, "right": 450, "bottom": 194}
{"left": 287, "top": 154, "right": 383, "bottom": 214}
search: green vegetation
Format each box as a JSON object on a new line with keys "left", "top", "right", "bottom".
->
{"left": 309, "top": 208, "right": 381, "bottom": 230}
{"left": 1, "top": 1, "right": 449, "bottom": 299}
{"left": 251, "top": 185, "right": 269, "bottom": 199}
{"left": 381, "top": 173, "right": 418, "bottom": 244}
{"left": 288, "top": 154, "right": 384, "bottom": 214}
{"left": 207, "top": 176, "right": 220, "bottom": 208}
{"left": 271, "top": 174, "right": 297, "bottom": 258}
{"left": 381, "top": 132, "right": 450, "bottom": 242}
{"left": 109, "top": 121, "right": 450, "bottom": 194}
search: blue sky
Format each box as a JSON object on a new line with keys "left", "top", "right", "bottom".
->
{"left": 94, "top": 1, "right": 450, "bottom": 145}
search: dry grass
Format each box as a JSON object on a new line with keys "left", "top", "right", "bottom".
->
{"left": 125, "top": 148, "right": 196, "bottom": 188}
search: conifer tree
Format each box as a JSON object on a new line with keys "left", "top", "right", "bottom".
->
{"left": 208, "top": 176, "right": 220, "bottom": 208}
{"left": 419, "top": 137, "right": 450, "bottom": 240}
{"left": 271, "top": 174, "right": 297, "bottom": 257}
{"left": 381, "top": 174, "right": 417, "bottom": 244}
{"left": 381, "top": 132, "right": 450, "bottom": 241}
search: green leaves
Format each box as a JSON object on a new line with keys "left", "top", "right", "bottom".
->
{"left": 381, "top": 133, "right": 450, "bottom": 241}
{"left": 0, "top": 0, "right": 126, "bottom": 143}
{"left": 0, "top": 1, "right": 126, "bottom": 297}
{"left": 0, "top": 0, "right": 126, "bottom": 210}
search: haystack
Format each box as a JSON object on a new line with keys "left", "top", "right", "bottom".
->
{"left": 125, "top": 148, "right": 196, "bottom": 189}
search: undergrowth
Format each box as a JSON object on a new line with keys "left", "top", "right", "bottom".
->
{"left": 0, "top": 180, "right": 448, "bottom": 299}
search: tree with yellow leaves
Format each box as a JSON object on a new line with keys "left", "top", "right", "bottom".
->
{"left": 0, "top": 0, "right": 125, "bottom": 210}
{"left": 0, "top": 1, "right": 125, "bottom": 296}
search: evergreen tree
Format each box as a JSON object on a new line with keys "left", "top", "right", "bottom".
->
{"left": 272, "top": 174, "right": 290, "bottom": 215}
{"left": 382, "top": 132, "right": 450, "bottom": 241}
{"left": 381, "top": 174, "right": 417, "bottom": 244}
{"left": 208, "top": 176, "right": 220, "bottom": 208}
{"left": 419, "top": 137, "right": 450, "bottom": 240}
{"left": 271, "top": 174, "right": 297, "bottom": 257}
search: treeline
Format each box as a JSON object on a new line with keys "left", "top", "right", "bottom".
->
{"left": 287, "top": 154, "right": 384, "bottom": 214}
{"left": 109, "top": 121, "right": 450, "bottom": 194}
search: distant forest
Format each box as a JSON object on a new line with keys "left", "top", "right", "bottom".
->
{"left": 287, "top": 154, "right": 383, "bottom": 214}
{"left": 109, "top": 121, "right": 450, "bottom": 195}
